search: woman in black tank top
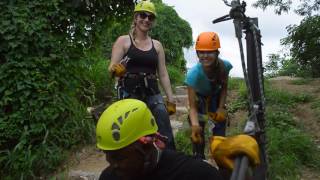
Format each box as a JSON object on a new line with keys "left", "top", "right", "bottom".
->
{"left": 108, "top": 1, "right": 176, "bottom": 150}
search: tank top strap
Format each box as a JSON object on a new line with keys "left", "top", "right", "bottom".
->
{"left": 128, "top": 34, "right": 134, "bottom": 44}
{"left": 124, "top": 34, "right": 134, "bottom": 57}
{"left": 151, "top": 39, "right": 158, "bottom": 54}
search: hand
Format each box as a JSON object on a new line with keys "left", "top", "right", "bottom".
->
{"left": 110, "top": 64, "right": 126, "bottom": 77}
{"left": 208, "top": 108, "right": 226, "bottom": 123}
{"left": 165, "top": 100, "right": 176, "bottom": 115}
{"left": 190, "top": 125, "right": 203, "bottom": 144}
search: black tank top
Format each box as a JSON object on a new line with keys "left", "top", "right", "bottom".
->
{"left": 124, "top": 35, "right": 158, "bottom": 74}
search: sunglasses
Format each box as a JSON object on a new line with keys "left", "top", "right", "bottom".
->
{"left": 197, "top": 51, "right": 218, "bottom": 58}
{"left": 138, "top": 12, "right": 156, "bottom": 21}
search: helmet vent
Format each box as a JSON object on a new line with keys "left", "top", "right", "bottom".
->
{"left": 151, "top": 117, "right": 155, "bottom": 126}
{"left": 132, "top": 107, "right": 138, "bottom": 112}
{"left": 112, "top": 131, "right": 120, "bottom": 141}
{"left": 117, "top": 116, "right": 123, "bottom": 125}
{"left": 125, "top": 111, "right": 130, "bottom": 119}
{"left": 112, "top": 122, "right": 120, "bottom": 130}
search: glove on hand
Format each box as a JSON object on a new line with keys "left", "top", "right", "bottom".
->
{"left": 208, "top": 108, "right": 226, "bottom": 123}
{"left": 111, "top": 64, "right": 126, "bottom": 77}
{"left": 166, "top": 100, "right": 176, "bottom": 115}
{"left": 191, "top": 125, "right": 203, "bottom": 144}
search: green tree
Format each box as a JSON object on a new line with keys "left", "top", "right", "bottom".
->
{"left": 0, "top": 0, "right": 134, "bottom": 178}
{"left": 253, "top": 0, "right": 320, "bottom": 77}
{"left": 253, "top": 0, "right": 320, "bottom": 16}
{"left": 282, "top": 15, "right": 320, "bottom": 77}
{"left": 151, "top": 1, "right": 193, "bottom": 85}
{"left": 151, "top": 1, "right": 193, "bottom": 69}
{"left": 264, "top": 54, "right": 281, "bottom": 77}
{"left": 0, "top": 0, "right": 191, "bottom": 177}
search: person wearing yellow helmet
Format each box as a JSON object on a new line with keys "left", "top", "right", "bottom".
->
{"left": 96, "top": 99, "right": 222, "bottom": 180}
{"left": 185, "top": 32, "right": 233, "bottom": 159}
{"left": 108, "top": 0, "right": 176, "bottom": 150}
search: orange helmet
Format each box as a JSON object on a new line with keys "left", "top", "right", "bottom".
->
{"left": 195, "top": 32, "right": 221, "bottom": 51}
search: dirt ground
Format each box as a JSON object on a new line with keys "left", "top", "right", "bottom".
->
{"left": 58, "top": 77, "right": 320, "bottom": 179}
{"left": 270, "top": 77, "right": 320, "bottom": 142}
{"left": 270, "top": 76, "right": 320, "bottom": 179}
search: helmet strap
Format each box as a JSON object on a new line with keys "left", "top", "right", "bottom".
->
{"left": 135, "top": 142, "right": 161, "bottom": 175}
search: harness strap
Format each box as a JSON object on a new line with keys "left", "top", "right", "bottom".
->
{"left": 123, "top": 73, "right": 157, "bottom": 79}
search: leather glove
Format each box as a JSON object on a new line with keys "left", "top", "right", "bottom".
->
{"left": 110, "top": 64, "right": 126, "bottom": 77}
{"left": 190, "top": 125, "right": 203, "bottom": 144}
{"left": 165, "top": 100, "right": 176, "bottom": 115}
{"left": 208, "top": 108, "right": 226, "bottom": 123}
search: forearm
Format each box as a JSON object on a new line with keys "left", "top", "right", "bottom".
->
{"left": 188, "top": 87, "right": 199, "bottom": 126}
{"left": 159, "top": 73, "right": 174, "bottom": 102}
{"left": 189, "top": 108, "right": 199, "bottom": 126}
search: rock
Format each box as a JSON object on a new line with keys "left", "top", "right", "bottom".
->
{"left": 69, "top": 170, "right": 99, "bottom": 180}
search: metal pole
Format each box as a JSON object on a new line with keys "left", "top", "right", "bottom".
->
{"left": 237, "top": 156, "right": 249, "bottom": 180}
{"left": 231, "top": 157, "right": 242, "bottom": 180}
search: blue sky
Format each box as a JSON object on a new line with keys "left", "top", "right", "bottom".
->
{"left": 162, "top": 0, "right": 303, "bottom": 77}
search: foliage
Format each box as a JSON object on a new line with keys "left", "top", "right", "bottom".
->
{"left": 281, "top": 15, "right": 320, "bottom": 77}
{"left": 228, "top": 77, "right": 244, "bottom": 90}
{"left": 290, "top": 78, "right": 313, "bottom": 85}
{"left": 0, "top": 0, "right": 135, "bottom": 178}
{"left": 277, "top": 58, "right": 304, "bottom": 77}
{"left": 253, "top": 0, "right": 320, "bottom": 16}
{"left": 84, "top": 53, "right": 115, "bottom": 104}
{"left": 265, "top": 86, "right": 320, "bottom": 179}
{"left": 267, "top": 127, "right": 320, "bottom": 179}
{"left": 166, "top": 65, "right": 185, "bottom": 86}
{"left": 311, "top": 99, "right": 320, "bottom": 119}
{"left": 266, "top": 87, "right": 312, "bottom": 107}
{"left": 151, "top": 1, "right": 193, "bottom": 69}
{"left": 175, "top": 128, "right": 193, "bottom": 155}
{"left": 264, "top": 54, "right": 282, "bottom": 78}
{"left": 264, "top": 53, "right": 312, "bottom": 77}
{"left": 227, "top": 78, "right": 248, "bottom": 113}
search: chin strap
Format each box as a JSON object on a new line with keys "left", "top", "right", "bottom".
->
{"left": 136, "top": 133, "right": 167, "bottom": 174}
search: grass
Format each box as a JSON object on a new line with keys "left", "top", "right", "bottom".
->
{"left": 266, "top": 86, "right": 313, "bottom": 107}
{"left": 175, "top": 128, "right": 193, "bottom": 155}
{"left": 311, "top": 99, "right": 320, "bottom": 119}
{"left": 228, "top": 77, "right": 244, "bottom": 90}
{"left": 265, "top": 86, "right": 320, "bottom": 179}
{"left": 290, "top": 78, "right": 313, "bottom": 85}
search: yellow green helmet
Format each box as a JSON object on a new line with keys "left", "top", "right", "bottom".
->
{"left": 96, "top": 99, "right": 158, "bottom": 150}
{"left": 134, "top": 0, "right": 157, "bottom": 16}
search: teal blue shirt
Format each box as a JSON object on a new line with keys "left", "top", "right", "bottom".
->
{"left": 185, "top": 59, "right": 233, "bottom": 96}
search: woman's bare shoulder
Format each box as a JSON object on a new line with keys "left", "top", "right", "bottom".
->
{"left": 116, "top": 35, "right": 131, "bottom": 43}
{"left": 114, "top": 35, "right": 131, "bottom": 49}
{"left": 152, "top": 39, "right": 163, "bottom": 51}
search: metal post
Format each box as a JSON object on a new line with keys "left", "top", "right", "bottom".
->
{"left": 231, "top": 157, "right": 242, "bottom": 180}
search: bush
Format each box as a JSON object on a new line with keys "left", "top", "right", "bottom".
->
{"left": 85, "top": 58, "right": 115, "bottom": 104}
{"left": 167, "top": 65, "right": 185, "bottom": 87}
{"left": 175, "top": 129, "right": 193, "bottom": 155}
{"left": 0, "top": 1, "right": 132, "bottom": 178}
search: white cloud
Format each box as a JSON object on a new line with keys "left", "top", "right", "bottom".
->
{"left": 162, "top": 0, "right": 303, "bottom": 77}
